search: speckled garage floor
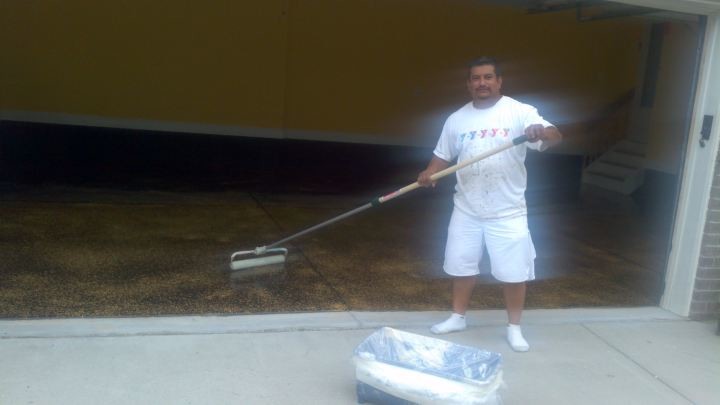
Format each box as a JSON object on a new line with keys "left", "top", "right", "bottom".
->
{"left": 0, "top": 184, "right": 666, "bottom": 318}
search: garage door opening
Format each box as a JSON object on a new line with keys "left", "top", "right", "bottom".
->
{"left": 0, "top": 0, "right": 714, "bottom": 317}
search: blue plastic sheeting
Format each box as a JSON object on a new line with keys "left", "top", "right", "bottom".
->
{"left": 354, "top": 327, "right": 502, "bottom": 385}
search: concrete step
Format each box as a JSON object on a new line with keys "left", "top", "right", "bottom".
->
{"left": 582, "top": 170, "right": 644, "bottom": 195}
{"left": 582, "top": 138, "right": 646, "bottom": 195}
{"left": 604, "top": 150, "right": 645, "bottom": 168}
{"left": 587, "top": 161, "right": 637, "bottom": 178}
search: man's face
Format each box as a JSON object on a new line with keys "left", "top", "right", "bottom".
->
{"left": 467, "top": 64, "right": 502, "bottom": 101}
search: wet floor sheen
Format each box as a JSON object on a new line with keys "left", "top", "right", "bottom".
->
{"left": 0, "top": 184, "right": 665, "bottom": 318}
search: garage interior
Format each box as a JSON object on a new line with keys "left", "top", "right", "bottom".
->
{"left": 0, "top": 1, "right": 703, "bottom": 317}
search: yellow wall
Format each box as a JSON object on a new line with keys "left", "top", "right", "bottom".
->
{"left": 0, "top": 1, "right": 644, "bottom": 146}
{"left": 285, "top": 1, "right": 644, "bottom": 144}
{"left": 0, "top": 1, "right": 289, "bottom": 127}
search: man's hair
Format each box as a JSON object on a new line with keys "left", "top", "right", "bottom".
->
{"left": 468, "top": 56, "right": 501, "bottom": 77}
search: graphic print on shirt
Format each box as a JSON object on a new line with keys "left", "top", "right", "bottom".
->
{"left": 433, "top": 97, "right": 552, "bottom": 219}
{"left": 458, "top": 127, "right": 512, "bottom": 176}
{"left": 457, "top": 128, "right": 511, "bottom": 212}
{"left": 459, "top": 128, "right": 511, "bottom": 143}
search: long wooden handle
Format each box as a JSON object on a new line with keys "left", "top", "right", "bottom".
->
{"left": 262, "top": 135, "right": 528, "bottom": 250}
{"left": 376, "top": 135, "right": 528, "bottom": 204}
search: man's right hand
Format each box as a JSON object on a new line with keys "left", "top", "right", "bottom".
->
{"left": 417, "top": 169, "right": 437, "bottom": 188}
{"left": 417, "top": 156, "right": 451, "bottom": 188}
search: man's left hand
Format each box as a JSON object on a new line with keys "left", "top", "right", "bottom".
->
{"left": 525, "top": 124, "right": 546, "bottom": 142}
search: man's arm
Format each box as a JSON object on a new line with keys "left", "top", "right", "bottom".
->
{"left": 525, "top": 124, "right": 562, "bottom": 150}
{"left": 417, "top": 155, "right": 451, "bottom": 188}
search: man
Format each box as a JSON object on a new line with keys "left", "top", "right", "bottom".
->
{"left": 418, "top": 57, "right": 562, "bottom": 352}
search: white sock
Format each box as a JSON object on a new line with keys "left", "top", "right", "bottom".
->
{"left": 507, "top": 324, "right": 529, "bottom": 352}
{"left": 431, "top": 313, "right": 467, "bottom": 334}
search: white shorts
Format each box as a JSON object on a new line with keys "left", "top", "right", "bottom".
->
{"left": 443, "top": 208, "right": 536, "bottom": 282}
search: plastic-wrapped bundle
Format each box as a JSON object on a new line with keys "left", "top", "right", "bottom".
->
{"left": 353, "top": 327, "right": 503, "bottom": 405}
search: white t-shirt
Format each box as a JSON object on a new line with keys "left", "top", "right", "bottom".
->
{"left": 433, "top": 96, "right": 553, "bottom": 219}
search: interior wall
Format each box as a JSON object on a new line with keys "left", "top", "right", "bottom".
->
{"left": 0, "top": 1, "right": 289, "bottom": 128}
{"left": 0, "top": 0, "right": 644, "bottom": 147}
{"left": 643, "top": 20, "right": 700, "bottom": 173}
